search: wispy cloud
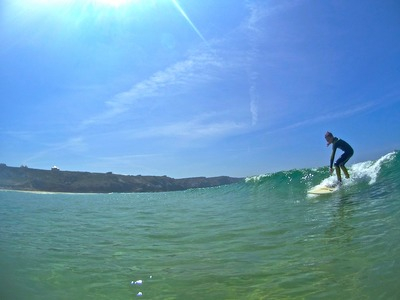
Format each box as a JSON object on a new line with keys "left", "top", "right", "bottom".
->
{"left": 242, "top": 0, "right": 302, "bottom": 126}
{"left": 138, "top": 120, "right": 246, "bottom": 140}
{"left": 243, "top": 1, "right": 263, "bottom": 126}
{"left": 111, "top": 111, "right": 247, "bottom": 141}
{"left": 23, "top": 136, "right": 87, "bottom": 165}
{"left": 273, "top": 101, "right": 379, "bottom": 133}
{"left": 83, "top": 51, "right": 222, "bottom": 127}
{"left": 81, "top": 0, "right": 301, "bottom": 133}
{"left": 3, "top": 130, "right": 38, "bottom": 142}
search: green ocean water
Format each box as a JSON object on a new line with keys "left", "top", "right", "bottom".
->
{"left": 1, "top": 151, "right": 399, "bottom": 300}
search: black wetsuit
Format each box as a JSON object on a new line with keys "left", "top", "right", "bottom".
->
{"left": 330, "top": 137, "right": 354, "bottom": 168}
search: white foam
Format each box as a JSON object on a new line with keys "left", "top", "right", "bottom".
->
{"left": 245, "top": 173, "right": 271, "bottom": 182}
{"left": 320, "top": 175, "right": 339, "bottom": 187}
{"left": 349, "top": 151, "right": 396, "bottom": 185}
{"left": 313, "top": 151, "right": 396, "bottom": 189}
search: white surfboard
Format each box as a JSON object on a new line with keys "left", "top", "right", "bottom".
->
{"left": 307, "top": 184, "right": 338, "bottom": 195}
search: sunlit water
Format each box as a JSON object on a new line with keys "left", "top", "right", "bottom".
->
{"left": 1, "top": 152, "right": 399, "bottom": 299}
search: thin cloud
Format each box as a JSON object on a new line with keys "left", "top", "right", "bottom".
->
{"left": 243, "top": 1, "right": 263, "bottom": 126}
{"left": 3, "top": 130, "right": 37, "bottom": 142}
{"left": 141, "top": 121, "right": 245, "bottom": 140}
{"left": 243, "top": 0, "right": 302, "bottom": 126}
{"left": 82, "top": 0, "right": 303, "bottom": 130}
{"left": 23, "top": 137, "right": 87, "bottom": 165}
{"left": 83, "top": 51, "right": 222, "bottom": 127}
{"left": 274, "top": 101, "right": 379, "bottom": 133}
{"left": 125, "top": 112, "right": 247, "bottom": 140}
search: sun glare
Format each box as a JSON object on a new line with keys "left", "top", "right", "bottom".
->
{"left": 90, "top": 0, "right": 140, "bottom": 7}
{"left": 24, "top": 0, "right": 141, "bottom": 8}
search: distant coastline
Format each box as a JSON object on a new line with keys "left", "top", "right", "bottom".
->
{"left": 0, "top": 164, "right": 243, "bottom": 193}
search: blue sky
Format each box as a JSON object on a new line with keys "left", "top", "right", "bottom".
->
{"left": 1, "top": 0, "right": 399, "bottom": 178}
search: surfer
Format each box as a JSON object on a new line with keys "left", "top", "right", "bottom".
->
{"left": 325, "top": 131, "right": 354, "bottom": 184}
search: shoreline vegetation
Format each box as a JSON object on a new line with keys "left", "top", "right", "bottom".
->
{"left": 0, "top": 164, "right": 243, "bottom": 193}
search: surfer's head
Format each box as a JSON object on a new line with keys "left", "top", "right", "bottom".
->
{"left": 325, "top": 131, "right": 334, "bottom": 146}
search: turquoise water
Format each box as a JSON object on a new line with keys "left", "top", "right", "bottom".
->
{"left": 1, "top": 151, "right": 399, "bottom": 299}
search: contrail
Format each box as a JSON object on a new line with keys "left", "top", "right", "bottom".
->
{"left": 171, "top": 0, "right": 208, "bottom": 45}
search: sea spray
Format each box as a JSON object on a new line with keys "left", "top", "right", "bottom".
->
{"left": 349, "top": 151, "right": 396, "bottom": 184}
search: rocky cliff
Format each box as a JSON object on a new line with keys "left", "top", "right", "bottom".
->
{"left": 0, "top": 165, "right": 243, "bottom": 193}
